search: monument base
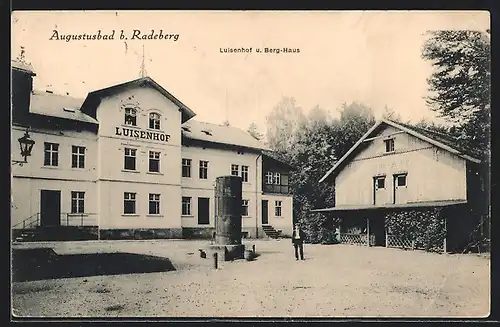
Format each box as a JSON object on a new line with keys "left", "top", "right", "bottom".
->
{"left": 207, "top": 244, "right": 245, "bottom": 261}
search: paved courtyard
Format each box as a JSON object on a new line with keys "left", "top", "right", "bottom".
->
{"left": 12, "top": 239, "right": 490, "bottom": 318}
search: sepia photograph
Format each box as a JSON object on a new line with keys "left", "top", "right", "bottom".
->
{"left": 10, "top": 10, "right": 491, "bottom": 318}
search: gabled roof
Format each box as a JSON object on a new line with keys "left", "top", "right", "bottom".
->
{"left": 29, "top": 90, "right": 98, "bottom": 124}
{"left": 262, "top": 150, "right": 294, "bottom": 169}
{"left": 182, "top": 120, "right": 270, "bottom": 151}
{"left": 393, "top": 120, "right": 483, "bottom": 159}
{"left": 80, "top": 77, "right": 196, "bottom": 123}
{"left": 318, "top": 119, "right": 481, "bottom": 183}
{"left": 11, "top": 60, "right": 36, "bottom": 76}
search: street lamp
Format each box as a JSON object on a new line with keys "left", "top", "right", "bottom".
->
{"left": 12, "top": 129, "right": 35, "bottom": 166}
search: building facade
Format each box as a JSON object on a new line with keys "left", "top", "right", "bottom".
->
{"left": 314, "top": 119, "right": 488, "bottom": 253}
{"left": 11, "top": 61, "right": 293, "bottom": 240}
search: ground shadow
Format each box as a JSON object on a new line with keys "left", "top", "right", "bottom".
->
{"left": 12, "top": 248, "right": 176, "bottom": 282}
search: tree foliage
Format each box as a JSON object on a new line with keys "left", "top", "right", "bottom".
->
{"left": 247, "top": 122, "right": 264, "bottom": 140}
{"left": 265, "top": 97, "right": 306, "bottom": 155}
{"left": 265, "top": 100, "right": 375, "bottom": 243}
{"left": 422, "top": 30, "right": 491, "bottom": 159}
{"left": 385, "top": 208, "right": 445, "bottom": 253}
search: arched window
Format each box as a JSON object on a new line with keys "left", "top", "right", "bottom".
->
{"left": 149, "top": 112, "right": 161, "bottom": 130}
{"left": 124, "top": 107, "right": 137, "bottom": 126}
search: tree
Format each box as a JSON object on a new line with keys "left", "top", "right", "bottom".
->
{"left": 265, "top": 96, "right": 306, "bottom": 154}
{"left": 422, "top": 30, "right": 490, "bottom": 158}
{"left": 381, "top": 105, "right": 403, "bottom": 123}
{"left": 335, "top": 102, "right": 376, "bottom": 159}
{"left": 247, "top": 122, "right": 264, "bottom": 140}
{"left": 265, "top": 99, "right": 375, "bottom": 243}
{"left": 422, "top": 29, "right": 491, "bottom": 249}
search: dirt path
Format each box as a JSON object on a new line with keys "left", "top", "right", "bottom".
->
{"left": 12, "top": 240, "right": 490, "bottom": 317}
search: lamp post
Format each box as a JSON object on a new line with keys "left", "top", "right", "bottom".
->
{"left": 12, "top": 129, "right": 35, "bottom": 166}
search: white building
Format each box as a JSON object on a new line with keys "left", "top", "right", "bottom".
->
{"left": 11, "top": 60, "right": 293, "bottom": 240}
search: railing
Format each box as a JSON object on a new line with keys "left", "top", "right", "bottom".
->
{"left": 60, "top": 213, "right": 98, "bottom": 226}
{"left": 12, "top": 212, "right": 98, "bottom": 230}
{"left": 263, "top": 184, "right": 290, "bottom": 194}
{"left": 339, "top": 233, "right": 375, "bottom": 246}
{"left": 386, "top": 234, "right": 415, "bottom": 250}
{"left": 12, "top": 213, "right": 40, "bottom": 230}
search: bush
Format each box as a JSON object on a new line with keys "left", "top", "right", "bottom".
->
{"left": 299, "top": 211, "right": 339, "bottom": 244}
{"left": 385, "top": 208, "right": 445, "bottom": 253}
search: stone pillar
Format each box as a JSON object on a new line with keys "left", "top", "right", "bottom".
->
{"left": 209, "top": 176, "right": 245, "bottom": 261}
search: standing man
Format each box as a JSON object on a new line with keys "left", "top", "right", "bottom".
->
{"left": 292, "top": 223, "right": 306, "bottom": 260}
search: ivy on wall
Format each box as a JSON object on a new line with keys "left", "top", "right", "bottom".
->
{"left": 385, "top": 208, "right": 446, "bottom": 253}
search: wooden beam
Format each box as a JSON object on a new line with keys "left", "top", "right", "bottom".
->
{"left": 362, "top": 131, "right": 406, "bottom": 143}
{"left": 443, "top": 217, "right": 447, "bottom": 253}
{"left": 366, "top": 217, "right": 370, "bottom": 247}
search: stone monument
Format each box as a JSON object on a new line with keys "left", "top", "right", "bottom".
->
{"left": 208, "top": 175, "right": 245, "bottom": 261}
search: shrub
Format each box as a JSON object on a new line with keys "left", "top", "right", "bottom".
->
{"left": 385, "top": 208, "right": 445, "bottom": 253}
{"left": 299, "top": 211, "right": 339, "bottom": 244}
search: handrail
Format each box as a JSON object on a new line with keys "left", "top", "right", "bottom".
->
{"left": 13, "top": 212, "right": 99, "bottom": 230}
{"left": 12, "top": 212, "right": 39, "bottom": 229}
{"left": 60, "top": 213, "right": 98, "bottom": 226}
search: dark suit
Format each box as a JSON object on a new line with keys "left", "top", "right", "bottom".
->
{"left": 292, "top": 229, "right": 306, "bottom": 260}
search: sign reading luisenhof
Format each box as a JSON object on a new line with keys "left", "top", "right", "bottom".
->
{"left": 115, "top": 127, "right": 171, "bottom": 142}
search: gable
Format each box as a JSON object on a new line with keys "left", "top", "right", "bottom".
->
{"left": 80, "top": 77, "right": 196, "bottom": 123}
{"left": 318, "top": 120, "right": 481, "bottom": 183}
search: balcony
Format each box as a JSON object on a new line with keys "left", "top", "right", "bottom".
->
{"left": 263, "top": 184, "right": 290, "bottom": 194}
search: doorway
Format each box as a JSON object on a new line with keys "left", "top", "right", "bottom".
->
{"left": 373, "top": 175, "right": 386, "bottom": 205}
{"left": 198, "top": 197, "right": 210, "bottom": 225}
{"left": 261, "top": 200, "right": 269, "bottom": 225}
{"left": 40, "top": 190, "right": 61, "bottom": 227}
{"left": 393, "top": 173, "right": 408, "bottom": 204}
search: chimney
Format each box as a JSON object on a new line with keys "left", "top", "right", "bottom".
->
{"left": 11, "top": 61, "right": 36, "bottom": 124}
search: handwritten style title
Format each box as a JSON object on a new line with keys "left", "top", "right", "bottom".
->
{"left": 49, "top": 30, "right": 180, "bottom": 42}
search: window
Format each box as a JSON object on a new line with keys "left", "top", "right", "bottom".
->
{"left": 182, "top": 158, "right": 192, "bottom": 177}
{"left": 124, "top": 192, "right": 136, "bottom": 214}
{"left": 72, "top": 146, "right": 85, "bottom": 168}
{"left": 199, "top": 160, "right": 209, "bottom": 179}
{"left": 71, "top": 191, "right": 85, "bottom": 214}
{"left": 149, "top": 112, "right": 161, "bottom": 130}
{"left": 273, "top": 172, "right": 281, "bottom": 185}
{"left": 124, "top": 148, "right": 137, "bottom": 170}
{"left": 241, "top": 165, "right": 249, "bottom": 182}
{"left": 375, "top": 176, "right": 385, "bottom": 189}
{"left": 266, "top": 172, "right": 273, "bottom": 185}
{"left": 149, "top": 193, "right": 160, "bottom": 215}
{"left": 124, "top": 107, "right": 137, "bottom": 126}
{"left": 149, "top": 151, "right": 160, "bottom": 172}
{"left": 44, "top": 142, "right": 59, "bottom": 166}
{"left": 275, "top": 201, "right": 282, "bottom": 217}
{"left": 396, "top": 174, "right": 407, "bottom": 187}
{"left": 242, "top": 200, "right": 249, "bottom": 216}
{"left": 182, "top": 197, "right": 192, "bottom": 215}
{"left": 384, "top": 138, "right": 395, "bottom": 153}
{"left": 231, "top": 164, "right": 239, "bottom": 176}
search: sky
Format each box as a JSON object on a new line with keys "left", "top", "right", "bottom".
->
{"left": 11, "top": 11, "right": 490, "bottom": 133}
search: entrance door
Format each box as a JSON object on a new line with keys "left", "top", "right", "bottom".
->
{"left": 393, "top": 174, "right": 408, "bottom": 204}
{"left": 198, "top": 197, "right": 210, "bottom": 225}
{"left": 261, "top": 200, "right": 269, "bottom": 225}
{"left": 373, "top": 176, "right": 386, "bottom": 205}
{"left": 370, "top": 216, "right": 386, "bottom": 246}
{"left": 40, "top": 190, "right": 61, "bottom": 227}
